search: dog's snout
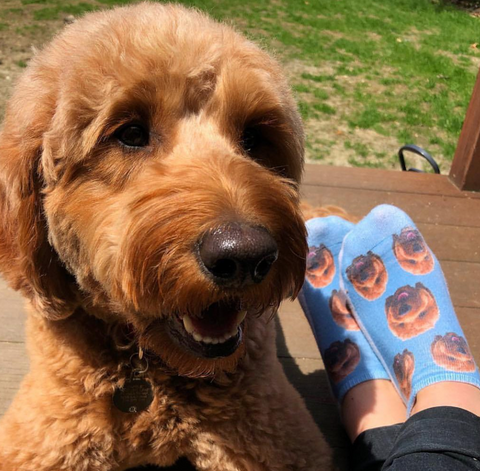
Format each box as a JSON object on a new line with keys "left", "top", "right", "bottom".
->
{"left": 198, "top": 223, "right": 278, "bottom": 287}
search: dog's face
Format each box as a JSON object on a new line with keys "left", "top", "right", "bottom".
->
{"left": 329, "top": 289, "right": 359, "bottom": 331}
{"left": 385, "top": 282, "right": 439, "bottom": 339}
{"left": 306, "top": 244, "right": 335, "bottom": 288}
{"left": 431, "top": 333, "right": 476, "bottom": 372}
{"left": 393, "top": 227, "right": 434, "bottom": 275}
{"left": 393, "top": 349, "right": 415, "bottom": 400}
{"left": 0, "top": 4, "right": 307, "bottom": 377}
{"left": 345, "top": 251, "right": 387, "bottom": 300}
{"left": 323, "top": 339, "right": 360, "bottom": 384}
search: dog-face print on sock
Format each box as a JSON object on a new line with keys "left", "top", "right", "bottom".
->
{"left": 393, "top": 227, "right": 434, "bottom": 275}
{"left": 346, "top": 251, "right": 387, "bottom": 300}
{"left": 393, "top": 349, "right": 415, "bottom": 400}
{"left": 329, "top": 289, "right": 359, "bottom": 331}
{"left": 323, "top": 339, "right": 361, "bottom": 383}
{"left": 385, "top": 282, "right": 439, "bottom": 339}
{"left": 431, "top": 333, "right": 476, "bottom": 372}
{"left": 306, "top": 244, "right": 335, "bottom": 288}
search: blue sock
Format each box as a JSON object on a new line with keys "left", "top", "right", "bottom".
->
{"left": 298, "top": 216, "right": 389, "bottom": 403}
{"left": 340, "top": 204, "right": 480, "bottom": 413}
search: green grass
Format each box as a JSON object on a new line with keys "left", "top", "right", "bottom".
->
{"left": 1, "top": 0, "right": 479, "bottom": 170}
{"left": 33, "top": 3, "right": 97, "bottom": 20}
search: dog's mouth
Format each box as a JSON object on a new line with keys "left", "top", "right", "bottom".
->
{"left": 402, "top": 231, "right": 424, "bottom": 252}
{"left": 166, "top": 300, "right": 246, "bottom": 359}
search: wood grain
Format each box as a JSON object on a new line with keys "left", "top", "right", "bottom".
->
{"left": 450, "top": 69, "right": 480, "bottom": 191}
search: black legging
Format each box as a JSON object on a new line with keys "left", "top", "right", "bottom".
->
{"left": 351, "top": 407, "right": 480, "bottom": 471}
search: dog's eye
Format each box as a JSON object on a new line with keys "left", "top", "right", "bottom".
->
{"left": 115, "top": 124, "right": 149, "bottom": 148}
{"left": 240, "top": 126, "right": 262, "bottom": 154}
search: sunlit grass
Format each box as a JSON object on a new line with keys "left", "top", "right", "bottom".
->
{"left": 3, "top": 0, "right": 480, "bottom": 169}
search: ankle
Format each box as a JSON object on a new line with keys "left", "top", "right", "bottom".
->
{"left": 341, "top": 380, "right": 406, "bottom": 442}
{"left": 412, "top": 382, "right": 480, "bottom": 417}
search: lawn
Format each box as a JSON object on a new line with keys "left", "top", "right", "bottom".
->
{"left": 0, "top": 0, "right": 479, "bottom": 171}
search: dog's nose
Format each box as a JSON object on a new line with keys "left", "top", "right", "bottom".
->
{"left": 198, "top": 223, "right": 278, "bottom": 287}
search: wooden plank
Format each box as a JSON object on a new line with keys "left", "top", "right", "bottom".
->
{"left": 0, "top": 281, "right": 26, "bottom": 343}
{"left": 415, "top": 224, "right": 480, "bottom": 264}
{"left": 302, "top": 185, "right": 480, "bottom": 227}
{"left": 304, "top": 164, "right": 480, "bottom": 198}
{"left": 459, "top": 307, "right": 480, "bottom": 356}
{"left": 416, "top": 224, "right": 480, "bottom": 264}
{"left": 442, "top": 261, "right": 480, "bottom": 309}
{"left": 0, "top": 342, "right": 29, "bottom": 416}
{"left": 277, "top": 300, "right": 321, "bottom": 360}
{"left": 449, "top": 69, "right": 480, "bottom": 192}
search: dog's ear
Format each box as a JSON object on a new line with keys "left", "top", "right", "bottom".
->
{"left": 385, "top": 294, "right": 393, "bottom": 311}
{"left": 0, "top": 91, "right": 78, "bottom": 320}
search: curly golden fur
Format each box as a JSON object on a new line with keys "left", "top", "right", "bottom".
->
{"left": 0, "top": 3, "right": 333, "bottom": 470}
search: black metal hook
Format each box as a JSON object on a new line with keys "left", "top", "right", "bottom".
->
{"left": 398, "top": 144, "right": 440, "bottom": 174}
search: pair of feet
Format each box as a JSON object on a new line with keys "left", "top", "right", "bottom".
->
{"left": 299, "top": 205, "right": 480, "bottom": 440}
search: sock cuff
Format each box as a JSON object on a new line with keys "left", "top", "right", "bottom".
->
{"left": 407, "top": 375, "right": 480, "bottom": 415}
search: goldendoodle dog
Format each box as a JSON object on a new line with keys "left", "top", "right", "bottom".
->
{"left": 0, "top": 3, "right": 333, "bottom": 470}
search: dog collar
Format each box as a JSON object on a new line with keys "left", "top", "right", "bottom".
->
{"left": 108, "top": 323, "right": 154, "bottom": 414}
{"left": 112, "top": 346, "right": 154, "bottom": 414}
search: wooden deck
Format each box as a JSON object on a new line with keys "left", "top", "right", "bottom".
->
{"left": 1, "top": 163, "right": 479, "bottom": 470}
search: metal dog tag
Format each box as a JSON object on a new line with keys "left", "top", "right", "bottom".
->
{"left": 113, "top": 377, "right": 153, "bottom": 413}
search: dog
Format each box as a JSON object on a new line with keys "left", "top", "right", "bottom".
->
{"left": 345, "top": 251, "right": 388, "bottom": 300}
{"left": 329, "top": 289, "right": 359, "bottom": 331}
{"left": 393, "top": 349, "right": 415, "bottom": 400}
{"left": 323, "top": 339, "right": 361, "bottom": 383}
{"left": 385, "top": 282, "right": 439, "bottom": 340}
{"left": 306, "top": 244, "right": 335, "bottom": 288}
{"left": 0, "top": 4, "right": 333, "bottom": 470}
{"left": 431, "top": 333, "right": 476, "bottom": 372}
{"left": 393, "top": 227, "right": 434, "bottom": 275}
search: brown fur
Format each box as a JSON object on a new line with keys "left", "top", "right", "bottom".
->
{"left": 385, "top": 282, "right": 439, "bottom": 340}
{"left": 329, "top": 289, "right": 359, "bottom": 331}
{"left": 0, "top": 4, "right": 333, "bottom": 470}
{"left": 323, "top": 339, "right": 361, "bottom": 384}
{"left": 431, "top": 333, "right": 476, "bottom": 373}
{"left": 301, "top": 202, "right": 356, "bottom": 223}
{"left": 346, "top": 251, "right": 388, "bottom": 301}
{"left": 393, "top": 227, "right": 434, "bottom": 275}
{"left": 393, "top": 349, "right": 415, "bottom": 400}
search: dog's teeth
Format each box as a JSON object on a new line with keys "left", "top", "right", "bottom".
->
{"left": 183, "top": 311, "right": 243, "bottom": 344}
{"left": 183, "top": 315, "right": 195, "bottom": 335}
{"left": 235, "top": 311, "right": 247, "bottom": 325}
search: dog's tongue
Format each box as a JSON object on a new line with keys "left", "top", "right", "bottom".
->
{"left": 354, "top": 260, "right": 365, "bottom": 270}
{"left": 406, "top": 231, "right": 416, "bottom": 240}
{"left": 397, "top": 291, "right": 409, "bottom": 301}
{"left": 188, "top": 301, "right": 244, "bottom": 338}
